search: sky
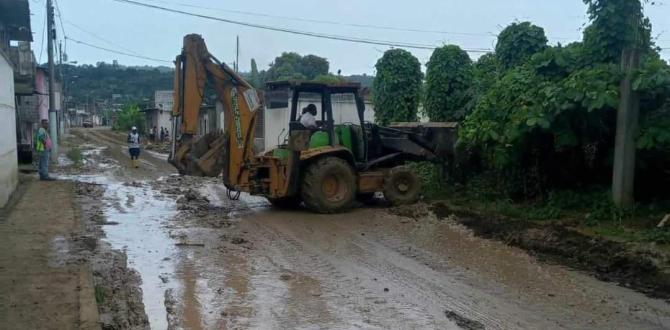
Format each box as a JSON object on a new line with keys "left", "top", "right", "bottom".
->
{"left": 29, "top": 0, "right": 670, "bottom": 75}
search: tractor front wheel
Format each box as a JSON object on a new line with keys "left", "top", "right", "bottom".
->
{"left": 383, "top": 166, "right": 422, "bottom": 205}
{"left": 301, "top": 157, "right": 356, "bottom": 213}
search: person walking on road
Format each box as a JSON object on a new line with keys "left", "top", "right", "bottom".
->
{"left": 127, "top": 126, "right": 141, "bottom": 168}
{"left": 35, "top": 119, "right": 55, "bottom": 181}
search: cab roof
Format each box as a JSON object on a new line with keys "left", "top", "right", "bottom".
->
{"left": 265, "top": 80, "right": 362, "bottom": 94}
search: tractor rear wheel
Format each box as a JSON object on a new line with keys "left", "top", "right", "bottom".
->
{"left": 267, "top": 196, "right": 302, "bottom": 209}
{"left": 383, "top": 166, "right": 422, "bottom": 205}
{"left": 301, "top": 157, "right": 356, "bottom": 213}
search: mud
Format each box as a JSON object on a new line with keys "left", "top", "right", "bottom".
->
{"left": 444, "top": 310, "right": 486, "bottom": 330}
{"left": 431, "top": 201, "right": 670, "bottom": 301}
{"left": 75, "top": 182, "right": 150, "bottom": 330}
{"left": 56, "top": 128, "right": 670, "bottom": 330}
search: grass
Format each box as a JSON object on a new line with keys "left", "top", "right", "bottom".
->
{"left": 66, "top": 147, "right": 84, "bottom": 166}
{"left": 94, "top": 285, "right": 106, "bottom": 305}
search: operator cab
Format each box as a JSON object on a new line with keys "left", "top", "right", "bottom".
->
{"left": 265, "top": 81, "right": 370, "bottom": 166}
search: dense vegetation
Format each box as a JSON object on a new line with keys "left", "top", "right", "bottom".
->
{"left": 113, "top": 104, "right": 146, "bottom": 133}
{"left": 457, "top": 0, "right": 670, "bottom": 201}
{"left": 424, "top": 45, "right": 473, "bottom": 121}
{"left": 60, "top": 62, "right": 173, "bottom": 107}
{"left": 60, "top": 53, "right": 364, "bottom": 107}
{"left": 372, "top": 49, "right": 423, "bottom": 125}
{"left": 394, "top": 0, "right": 670, "bottom": 241}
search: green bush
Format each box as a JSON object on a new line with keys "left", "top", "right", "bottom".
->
{"left": 373, "top": 49, "right": 423, "bottom": 125}
{"left": 113, "top": 104, "right": 145, "bottom": 134}
{"left": 424, "top": 45, "right": 473, "bottom": 122}
{"left": 495, "top": 22, "right": 548, "bottom": 70}
{"left": 66, "top": 147, "right": 84, "bottom": 166}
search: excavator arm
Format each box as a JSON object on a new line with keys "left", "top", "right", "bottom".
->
{"left": 169, "top": 34, "right": 261, "bottom": 188}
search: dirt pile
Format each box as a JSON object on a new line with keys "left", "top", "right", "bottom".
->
{"left": 431, "top": 201, "right": 670, "bottom": 301}
{"left": 176, "top": 188, "right": 210, "bottom": 211}
{"left": 145, "top": 142, "right": 171, "bottom": 154}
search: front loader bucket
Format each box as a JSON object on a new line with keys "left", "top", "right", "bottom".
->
{"left": 169, "top": 131, "right": 228, "bottom": 177}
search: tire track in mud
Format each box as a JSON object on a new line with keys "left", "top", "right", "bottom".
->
{"left": 240, "top": 212, "right": 501, "bottom": 329}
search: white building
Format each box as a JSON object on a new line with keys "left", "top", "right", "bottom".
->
{"left": 0, "top": 50, "right": 18, "bottom": 207}
{"left": 261, "top": 88, "right": 374, "bottom": 152}
{"left": 145, "top": 90, "right": 174, "bottom": 134}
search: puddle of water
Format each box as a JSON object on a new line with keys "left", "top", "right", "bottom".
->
{"left": 105, "top": 181, "right": 179, "bottom": 329}
{"left": 60, "top": 173, "right": 180, "bottom": 329}
{"left": 145, "top": 150, "right": 169, "bottom": 161}
{"left": 58, "top": 154, "right": 74, "bottom": 167}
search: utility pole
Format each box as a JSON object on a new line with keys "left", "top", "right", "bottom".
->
{"left": 235, "top": 35, "right": 239, "bottom": 73}
{"left": 47, "top": 0, "right": 59, "bottom": 156}
{"left": 612, "top": 48, "right": 641, "bottom": 207}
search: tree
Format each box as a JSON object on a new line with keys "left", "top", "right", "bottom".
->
{"left": 250, "top": 58, "right": 261, "bottom": 88}
{"left": 373, "top": 49, "right": 423, "bottom": 125}
{"left": 300, "top": 55, "right": 329, "bottom": 80}
{"left": 264, "top": 52, "right": 329, "bottom": 82}
{"left": 424, "top": 45, "right": 473, "bottom": 121}
{"left": 113, "top": 104, "right": 145, "bottom": 133}
{"left": 496, "top": 22, "right": 548, "bottom": 70}
{"left": 582, "top": 0, "right": 651, "bottom": 64}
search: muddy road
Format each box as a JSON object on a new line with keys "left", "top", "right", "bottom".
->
{"left": 61, "top": 128, "right": 670, "bottom": 329}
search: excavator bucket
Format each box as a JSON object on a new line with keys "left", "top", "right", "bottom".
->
{"left": 169, "top": 131, "right": 228, "bottom": 177}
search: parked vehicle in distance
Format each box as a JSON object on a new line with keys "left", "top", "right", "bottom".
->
{"left": 82, "top": 121, "right": 93, "bottom": 128}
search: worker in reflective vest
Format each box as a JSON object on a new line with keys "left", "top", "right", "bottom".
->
{"left": 35, "top": 119, "right": 55, "bottom": 181}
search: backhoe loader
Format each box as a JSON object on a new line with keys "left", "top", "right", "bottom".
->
{"left": 169, "top": 34, "right": 456, "bottom": 213}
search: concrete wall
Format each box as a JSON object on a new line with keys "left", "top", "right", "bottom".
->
{"left": 263, "top": 93, "right": 375, "bottom": 151}
{"left": 0, "top": 51, "right": 18, "bottom": 207}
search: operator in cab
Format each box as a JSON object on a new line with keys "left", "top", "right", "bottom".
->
{"left": 299, "top": 104, "right": 318, "bottom": 130}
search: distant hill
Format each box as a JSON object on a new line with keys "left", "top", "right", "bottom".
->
{"left": 60, "top": 62, "right": 174, "bottom": 107}
{"left": 59, "top": 62, "right": 374, "bottom": 108}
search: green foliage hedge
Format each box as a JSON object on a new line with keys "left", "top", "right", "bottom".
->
{"left": 424, "top": 45, "right": 473, "bottom": 121}
{"left": 456, "top": 0, "right": 670, "bottom": 199}
{"left": 495, "top": 22, "right": 548, "bottom": 70}
{"left": 373, "top": 49, "right": 423, "bottom": 125}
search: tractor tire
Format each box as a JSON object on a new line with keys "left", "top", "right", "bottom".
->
{"left": 267, "top": 196, "right": 302, "bottom": 209}
{"left": 383, "top": 166, "right": 422, "bottom": 205}
{"left": 301, "top": 157, "right": 356, "bottom": 213}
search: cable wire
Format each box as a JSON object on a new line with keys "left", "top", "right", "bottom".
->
{"left": 110, "top": 0, "right": 492, "bottom": 53}
{"left": 142, "top": 0, "right": 495, "bottom": 37}
{"left": 38, "top": 11, "right": 46, "bottom": 63}
{"left": 66, "top": 36, "right": 172, "bottom": 63}
{"left": 64, "top": 19, "right": 146, "bottom": 57}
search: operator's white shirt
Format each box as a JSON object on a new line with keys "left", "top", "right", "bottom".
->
{"left": 300, "top": 113, "right": 317, "bottom": 129}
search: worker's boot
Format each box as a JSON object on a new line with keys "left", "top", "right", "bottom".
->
{"left": 134, "top": 159, "right": 139, "bottom": 168}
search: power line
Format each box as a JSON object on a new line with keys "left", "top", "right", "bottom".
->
{"left": 66, "top": 36, "right": 172, "bottom": 63}
{"left": 142, "top": 0, "right": 495, "bottom": 38}
{"left": 64, "top": 19, "right": 145, "bottom": 57}
{"left": 38, "top": 11, "right": 46, "bottom": 63}
{"left": 111, "top": 0, "right": 492, "bottom": 53}
{"left": 142, "top": 0, "right": 579, "bottom": 42}
{"left": 54, "top": 0, "right": 67, "bottom": 55}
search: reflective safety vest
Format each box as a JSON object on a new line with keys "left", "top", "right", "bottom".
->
{"left": 35, "top": 128, "right": 46, "bottom": 152}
